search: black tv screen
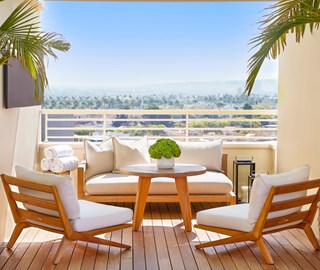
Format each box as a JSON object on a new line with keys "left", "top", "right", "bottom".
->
{"left": 3, "top": 58, "right": 42, "bottom": 108}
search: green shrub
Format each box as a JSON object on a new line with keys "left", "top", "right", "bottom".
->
{"left": 148, "top": 138, "right": 181, "bottom": 159}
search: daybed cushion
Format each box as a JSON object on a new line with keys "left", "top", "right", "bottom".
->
{"left": 71, "top": 200, "right": 133, "bottom": 232}
{"left": 85, "top": 171, "right": 233, "bottom": 195}
{"left": 248, "top": 165, "right": 310, "bottom": 224}
{"left": 15, "top": 165, "right": 80, "bottom": 219}
{"left": 176, "top": 139, "right": 223, "bottom": 171}
{"left": 113, "top": 137, "right": 151, "bottom": 172}
{"left": 84, "top": 138, "right": 114, "bottom": 179}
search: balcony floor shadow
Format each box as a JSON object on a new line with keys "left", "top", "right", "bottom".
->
{"left": 1, "top": 202, "right": 319, "bottom": 269}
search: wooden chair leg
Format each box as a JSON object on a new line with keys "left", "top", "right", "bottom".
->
{"left": 81, "top": 235, "right": 131, "bottom": 250}
{"left": 303, "top": 223, "right": 320, "bottom": 250}
{"left": 256, "top": 237, "right": 274, "bottom": 265}
{"left": 53, "top": 236, "right": 72, "bottom": 264}
{"left": 7, "top": 222, "right": 28, "bottom": 249}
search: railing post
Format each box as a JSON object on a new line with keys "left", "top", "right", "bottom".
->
{"left": 44, "top": 112, "right": 48, "bottom": 143}
{"left": 103, "top": 113, "right": 107, "bottom": 138}
{"left": 186, "top": 113, "right": 189, "bottom": 142}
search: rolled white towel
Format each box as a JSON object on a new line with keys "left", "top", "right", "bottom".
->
{"left": 51, "top": 156, "right": 79, "bottom": 173}
{"left": 44, "top": 145, "right": 74, "bottom": 159}
{"left": 40, "top": 158, "right": 53, "bottom": 171}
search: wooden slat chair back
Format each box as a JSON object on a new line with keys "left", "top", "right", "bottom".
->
{"left": 195, "top": 178, "right": 320, "bottom": 264}
{"left": 1, "top": 174, "right": 132, "bottom": 264}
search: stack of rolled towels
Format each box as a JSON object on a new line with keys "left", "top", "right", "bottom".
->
{"left": 41, "top": 145, "right": 79, "bottom": 173}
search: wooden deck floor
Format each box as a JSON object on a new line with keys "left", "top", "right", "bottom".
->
{"left": 1, "top": 202, "right": 320, "bottom": 270}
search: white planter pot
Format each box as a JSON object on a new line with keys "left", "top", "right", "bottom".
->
{"left": 156, "top": 157, "right": 175, "bottom": 169}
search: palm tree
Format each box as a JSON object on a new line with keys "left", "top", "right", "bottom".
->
{"left": 0, "top": 0, "right": 70, "bottom": 101}
{"left": 246, "top": 0, "right": 320, "bottom": 95}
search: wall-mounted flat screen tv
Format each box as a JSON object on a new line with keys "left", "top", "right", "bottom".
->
{"left": 3, "top": 58, "right": 43, "bottom": 108}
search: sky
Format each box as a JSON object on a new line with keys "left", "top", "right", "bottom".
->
{"left": 41, "top": 2, "right": 277, "bottom": 89}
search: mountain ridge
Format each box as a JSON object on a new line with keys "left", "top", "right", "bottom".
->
{"left": 46, "top": 79, "right": 277, "bottom": 97}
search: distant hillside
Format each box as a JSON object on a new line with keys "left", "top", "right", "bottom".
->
{"left": 46, "top": 79, "right": 277, "bottom": 97}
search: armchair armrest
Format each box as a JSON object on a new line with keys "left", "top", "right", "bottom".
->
{"left": 221, "top": 154, "right": 228, "bottom": 175}
{"left": 77, "top": 160, "right": 87, "bottom": 199}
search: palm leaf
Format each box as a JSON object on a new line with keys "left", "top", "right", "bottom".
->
{"left": 245, "top": 0, "right": 320, "bottom": 95}
{"left": 0, "top": 0, "right": 70, "bottom": 101}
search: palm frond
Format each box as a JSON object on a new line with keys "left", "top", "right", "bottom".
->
{"left": 0, "top": 0, "right": 70, "bottom": 101}
{"left": 245, "top": 0, "right": 320, "bottom": 95}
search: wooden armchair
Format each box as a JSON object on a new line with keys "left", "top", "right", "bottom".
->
{"left": 195, "top": 177, "right": 320, "bottom": 264}
{"left": 1, "top": 171, "right": 133, "bottom": 264}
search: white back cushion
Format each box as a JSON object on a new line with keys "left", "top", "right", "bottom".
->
{"left": 84, "top": 139, "right": 114, "bottom": 179}
{"left": 113, "top": 137, "right": 151, "bottom": 172}
{"left": 176, "top": 139, "right": 223, "bottom": 171}
{"left": 15, "top": 165, "right": 80, "bottom": 219}
{"left": 248, "top": 165, "right": 310, "bottom": 224}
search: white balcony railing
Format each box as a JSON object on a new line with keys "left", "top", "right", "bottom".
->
{"left": 40, "top": 109, "right": 277, "bottom": 142}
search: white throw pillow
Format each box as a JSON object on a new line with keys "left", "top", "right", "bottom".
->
{"left": 175, "top": 139, "right": 223, "bottom": 171}
{"left": 15, "top": 165, "right": 80, "bottom": 219}
{"left": 113, "top": 137, "right": 151, "bottom": 172}
{"left": 84, "top": 139, "right": 114, "bottom": 179}
{"left": 248, "top": 165, "right": 310, "bottom": 224}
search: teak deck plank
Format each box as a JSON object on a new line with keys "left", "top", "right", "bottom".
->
{"left": 143, "top": 203, "right": 159, "bottom": 270}
{"left": 1, "top": 202, "right": 320, "bottom": 270}
{"left": 159, "top": 203, "right": 185, "bottom": 270}
{"left": 0, "top": 229, "right": 28, "bottom": 269}
{"left": 150, "top": 202, "right": 172, "bottom": 269}
{"left": 15, "top": 229, "right": 50, "bottom": 270}
{"left": 167, "top": 202, "right": 200, "bottom": 270}
{"left": 80, "top": 242, "right": 98, "bottom": 270}
{"left": 120, "top": 202, "right": 134, "bottom": 270}
{"left": 281, "top": 230, "right": 320, "bottom": 269}
{"left": 272, "top": 231, "right": 315, "bottom": 269}
{"left": 68, "top": 240, "right": 87, "bottom": 270}
{"left": 1, "top": 228, "right": 38, "bottom": 270}
{"left": 193, "top": 226, "right": 223, "bottom": 270}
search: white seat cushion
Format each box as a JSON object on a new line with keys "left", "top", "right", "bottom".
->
{"left": 71, "top": 200, "right": 133, "bottom": 232}
{"left": 85, "top": 171, "right": 233, "bottom": 195}
{"left": 196, "top": 204, "right": 301, "bottom": 233}
{"left": 197, "top": 204, "right": 254, "bottom": 232}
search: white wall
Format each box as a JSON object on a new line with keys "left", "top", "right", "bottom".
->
{"left": 278, "top": 30, "right": 320, "bottom": 177}
{"left": 278, "top": 30, "right": 320, "bottom": 236}
{"left": 0, "top": 0, "right": 41, "bottom": 242}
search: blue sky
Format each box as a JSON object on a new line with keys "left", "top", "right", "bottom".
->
{"left": 41, "top": 2, "right": 277, "bottom": 89}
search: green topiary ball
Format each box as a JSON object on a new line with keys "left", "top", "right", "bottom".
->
{"left": 148, "top": 138, "right": 181, "bottom": 159}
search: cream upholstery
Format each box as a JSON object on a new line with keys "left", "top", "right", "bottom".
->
{"left": 71, "top": 200, "right": 133, "bottom": 232}
{"left": 112, "top": 137, "right": 151, "bottom": 172}
{"left": 248, "top": 165, "right": 310, "bottom": 223}
{"left": 84, "top": 139, "right": 114, "bottom": 179}
{"left": 15, "top": 165, "right": 80, "bottom": 219}
{"left": 176, "top": 139, "right": 223, "bottom": 171}
{"left": 197, "top": 204, "right": 254, "bottom": 232}
{"left": 197, "top": 203, "right": 301, "bottom": 233}
{"left": 85, "top": 171, "right": 232, "bottom": 195}
{"left": 79, "top": 137, "right": 235, "bottom": 204}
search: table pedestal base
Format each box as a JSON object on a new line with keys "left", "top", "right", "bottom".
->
{"left": 133, "top": 176, "right": 192, "bottom": 232}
